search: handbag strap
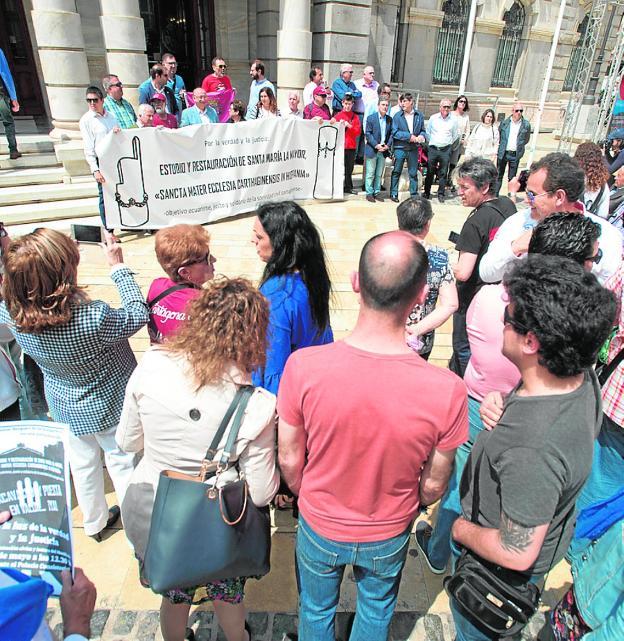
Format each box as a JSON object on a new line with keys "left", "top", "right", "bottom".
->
{"left": 200, "top": 385, "right": 254, "bottom": 478}
{"left": 598, "top": 345, "right": 624, "bottom": 386}
{"left": 147, "top": 282, "right": 195, "bottom": 339}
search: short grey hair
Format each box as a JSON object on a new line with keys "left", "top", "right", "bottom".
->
{"left": 456, "top": 157, "right": 499, "bottom": 196}
{"left": 340, "top": 63, "right": 353, "bottom": 73}
{"left": 102, "top": 74, "right": 119, "bottom": 92}
{"left": 137, "top": 103, "right": 154, "bottom": 116}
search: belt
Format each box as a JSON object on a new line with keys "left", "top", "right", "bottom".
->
{"left": 430, "top": 144, "right": 451, "bottom": 151}
{"left": 506, "top": 150, "right": 517, "bottom": 155}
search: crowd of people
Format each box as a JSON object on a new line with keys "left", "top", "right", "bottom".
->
{"left": 3, "top": 49, "right": 624, "bottom": 641}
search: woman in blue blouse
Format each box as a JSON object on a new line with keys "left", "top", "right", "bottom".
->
{"left": 251, "top": 201, "right": 333, "bottom": 395}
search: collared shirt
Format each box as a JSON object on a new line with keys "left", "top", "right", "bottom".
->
{"left": 285, "top": 109, "right": 304, "bottom": 119}
{"left": 426, "top": 112, "right": 459, "bottom": 148}
{"left": 166, "top": 74, "right": 186, "bottom": 112}
{"left": 379, "top": 112, "right": 387, "bottom": 142}
{"left": 246, "top": 78, "right": 275, "bottom": 120}
{"left": 0, "top": 48, "right": 17, "bottom": 100}
{"left": 78, "top": 108, "right": 119, "bottom": 173}
{"left": 507, "top": 119, "right": 521, "bottom": 151}
{"left": 602, "top": 263, "right": 624, "bottom": 427}
{"left": 354, "top": 78, "right": 379, "bottom": 114}
{"left": 103, "top": 96, "right": 136, "bottom": 129}
{"left": 303, "top": 81, "right": 317, "bottom": 107}
{"left": 389, "top": 104, "right": 402, "bottom": 118}
{"left": 331, "top": 77, "right": 362, "bottom": 112}
{"left": 404, "top": 111, "right": 415, "bottom": 135}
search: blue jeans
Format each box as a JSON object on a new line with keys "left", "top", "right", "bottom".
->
{"left": 568, "top": 413, "right": 624, "bottom": 561}
{"left": 97, "top": 181, "right": 108, "bottom": 228}
{"left": 390, "top": 147, "right": 419, "bottom": 198}
{"left": 428, "top": 396, "right": 485, "bottom": 569}
{"left": 365, "top": 152, "right": 385, "bottom": 196}
{"left": 296, "top": 515, "right": 411, "bottom": 641}
{"left": 449, "top": 309, "right": 471, "bottom": 377}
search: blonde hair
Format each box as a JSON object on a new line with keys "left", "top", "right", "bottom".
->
{"left": 155, "top": 224, "right": 211, "bottom": 281}
{"left": 165, "top": 277, "right": 269, "bottom": 388}
{"left": 2, "top": 228, "right": 88, "bottom": 333}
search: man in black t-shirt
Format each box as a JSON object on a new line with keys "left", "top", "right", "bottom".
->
{"left": 449, "top": 158, "right": 516, "bottom": 376}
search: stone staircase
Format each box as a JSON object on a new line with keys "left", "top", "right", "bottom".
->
{"left": 0, "top": 132, "right": 98, "bottom": 226}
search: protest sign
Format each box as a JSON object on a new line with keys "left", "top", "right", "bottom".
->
{"left": 0, "top": 421, "right": 72, "bottom": 596}
{"left": 97, "top": 118, "right": 345, "bottom": 228}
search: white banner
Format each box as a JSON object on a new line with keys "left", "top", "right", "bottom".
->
{"left": 97, "top": 119, "right": 345, "bottom": 228}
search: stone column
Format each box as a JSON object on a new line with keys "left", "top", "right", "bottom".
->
{"left": 99, "top": 0, "right": 148, "bottom": 108}
{"left": 31, "top": 0, "right": 91, "bottom": 140}
{"left": 257, "top": 0, "right": 279, "bottom": 89}
{"left": 276, "top": 0, "right": 311, "bottom": 113}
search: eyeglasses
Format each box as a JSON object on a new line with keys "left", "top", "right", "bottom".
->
{"left": 514, "top": 109, "right": 524, "bottom": 113}
{"left": 180, "top": 252, "right": 212, "bottom": 268}
{"left": 109, "top": 82, "right": 123, "bottom": 88}
{"left": 526, "top": 190, "right": 551, "bottom": 204}
{"left": 86, "top": 98, "right": 101, "bottom": 103}
{"left": 217, "top": 64, "right": 227, "bottom": 69}
{"left": 503, "top": 305, "right": 528, "bottom": 333}
{"left": 586, "top": 248, "right": 603, "bottom": 264}
{"left": 441, "top": 105, "right": 452, "bottom": 109}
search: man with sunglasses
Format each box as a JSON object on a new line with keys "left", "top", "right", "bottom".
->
{"left": 102, "top": 75, "right": 136, "bottom": 129}
{"left": 496, "top": 103, "right": 530, "bottom": 196}
{"left": 450, "top": 254, "right": 615, "bottom": 641}
{"left": 79, "top": 86, "right": 120, "bottom": 229}
{"left": 201, "top": 56, "right": 233, "bottom": 94}
{"left": 480, "top": 152, "right": 622, "bottom": 285}
{"left": 424, "top": 99, "right": 460, "bottom": 203}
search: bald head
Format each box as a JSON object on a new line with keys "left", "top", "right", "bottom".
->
{"left": 358, "top": 231, "right": 428, "bottom": 313}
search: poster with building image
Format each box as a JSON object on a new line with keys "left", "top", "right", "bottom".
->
{"left": 0, "top": 421, "right": 72, "bottom": 596}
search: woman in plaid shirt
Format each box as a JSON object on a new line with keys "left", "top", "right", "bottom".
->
{"left": 0, "top": 229, "right": 148, "bottom": 540}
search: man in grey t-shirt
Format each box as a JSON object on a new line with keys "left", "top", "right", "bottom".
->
{"left": 450, "top": 254, "right": 616, "bottom": 641}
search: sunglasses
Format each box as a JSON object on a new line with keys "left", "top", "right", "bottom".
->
{"left": 109, "top": 82, "right": 123, "bottom": 88}
{"left": 180, "top": 252, "right": 213, "bottom": 268}
{"left": 526, "top": 190, "right": 551, "bottom": 204}
{"left": 441, "top": 105, "right": 452, "bottom": 109}
{"left": 514, "top": 109, "right": 524, "bottom": 113}
{"left": 86, "top": 98, "right": 101, "bottom": 103}
{"left": 217, "top": 64, "right": 227, "bottom": 69}
{"left": 458, "top": 99, "right": 467, "bottom": 103}
{"left": 503, "top": 305, "right": 528, "bottom": 333}
{"left": 586, "top": 248, "right": 603, "bottom": 264}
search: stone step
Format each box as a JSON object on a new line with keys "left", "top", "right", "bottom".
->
{"left": 0, "top": 134, "right": 55, "bottom": 155}
{"left": 0, "top": 181, "right": 98, "bottom": 206}
{"left": 0, "top": 166, "right": 66, "bottom": 188}
{"left": 0, "top": 116, "right": 39, "bottom": 135}
{"left": 0, "top": 197, "right": 99, "bottom": 226}
{"left": 0, "top": 152, "right": 59, "bottom": 170}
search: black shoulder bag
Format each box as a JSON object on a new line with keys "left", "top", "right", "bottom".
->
{"left": 444, "top": 449, "right": 569, "bottom": 637}
{"left": 147, "top": 282, "right": 195, "bottom": 342}
{"left": 142, "top": 385, "right": 272, "bottom": 594}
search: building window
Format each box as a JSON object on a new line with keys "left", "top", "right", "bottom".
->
{"left": 491, "top": 1, "right": 525, "bottom": 88}
{"left": 563, "top": 15, "right": 588, "bottom": 91}
{"left": 432, "top": 0, "right": 470, "bottom": 85}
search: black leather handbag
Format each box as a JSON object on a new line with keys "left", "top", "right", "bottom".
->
{"left": 142, "top": 385, "right": 271, "bottom": 594}
{"left": 444, "top": 449, "right": 568, "bottom": 638}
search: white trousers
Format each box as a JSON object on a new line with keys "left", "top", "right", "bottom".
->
{"left": 67, "top": 425, "right": 135, "bottom": 536}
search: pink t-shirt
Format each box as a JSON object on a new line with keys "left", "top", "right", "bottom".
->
{"left": 463, "top": 283, "right": 520, "bottom": 401}
{"left": 147, "top": 277, "right": 200, "bottom": 343}
{"left": 277, "top": 340, "right": 468, "bottom": 542}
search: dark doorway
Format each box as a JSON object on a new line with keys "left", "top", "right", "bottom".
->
{"left": 0, "top": 0, "right": 45, "bottom": 117}
{"left": 140, "top": 0, "right": 216, "bottom": 88}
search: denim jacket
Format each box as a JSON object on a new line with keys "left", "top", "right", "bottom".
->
{"left": 572, "top": 520, "right": 624, "bottom": 640}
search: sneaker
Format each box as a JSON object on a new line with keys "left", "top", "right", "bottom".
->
{"left": 414, "top": 521, "right": 446, "bottom": 575}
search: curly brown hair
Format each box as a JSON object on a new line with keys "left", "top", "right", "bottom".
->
{"left": 574, "top": 142, "right": 611, "bottom": 192}
{"left": 165, "top": 277, "right": 269, "bottom": 388}
{"left": 2, "top": 228, "right": 89, "bottom": 334}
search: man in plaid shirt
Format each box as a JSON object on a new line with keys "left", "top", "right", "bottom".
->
{"left": 103, "top": 74, "right": 136, "bottom": 129}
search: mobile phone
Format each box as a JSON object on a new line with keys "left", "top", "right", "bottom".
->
{"left": 449, "top": 231, "right": 460, "bottom": 244}
{"left": 517, "top": 169, "right": 529, "bottom": 193}
{"left": 70, "top": 224, "right": 104, "bottom": 245}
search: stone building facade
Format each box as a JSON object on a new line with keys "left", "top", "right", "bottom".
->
{"left": 2, "top": 0, "right": 622, "bottom": 145}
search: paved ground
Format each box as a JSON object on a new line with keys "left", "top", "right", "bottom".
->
{"left": 19, "top": 135, "right": 572, "bottom": 640}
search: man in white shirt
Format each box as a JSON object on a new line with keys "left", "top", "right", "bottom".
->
{"left": 246, "top": 59, "right": 275, "bottom": 120}
{"left": 424, "top": 99, "right": 460, "bottom": 202}
{"left": 480, "top": 152, "right": 622, "bottom": 285}
{"left": 303, "top": 66, "right": 332, "bottom": 108}
{"left": 285, "top": 91, "right": 303, "bottom": 119}
{"left": 354, "top": 66, "right": 379, "bottom": 162}
{"left": 78, "top": 86, "right": 119, "bottom": 229}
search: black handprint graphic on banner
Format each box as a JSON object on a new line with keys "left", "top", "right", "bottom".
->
{"left": 115, "top": 136, "right": 150, "bottom": 227}
{"left": 313, "top": 125, "right": 339, "bottom": 200}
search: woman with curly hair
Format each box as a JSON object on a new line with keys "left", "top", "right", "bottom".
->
{"left": 250, "top": 201, "right": 333, "bottom": 394}
{"left": 574, "top": 142, "right": 612, "bottom": 219}
{"left": 0, "top": 228, "right": 148, "bottom": 541}
{"left": 118, "top": 277, "right": 280, "bottom": 641}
